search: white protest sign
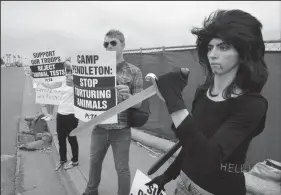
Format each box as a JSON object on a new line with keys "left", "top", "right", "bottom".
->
{"left": 35, "top": 85, "right": 62, "bottom": 105}
{"left": 29, "top": 50, "right": 66, "bottom": 83}
{"left": 71, "top": 51, "right": 117, "bottom": 123}
{"left": 130, "top": 170, "right": 167, "bottom": 195}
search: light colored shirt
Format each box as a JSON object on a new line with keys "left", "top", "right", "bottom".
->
{"left": 57, "top": 79, "right": 74, "bottom": 115}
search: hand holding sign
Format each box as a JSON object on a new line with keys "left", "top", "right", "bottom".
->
{"left": 130, "top": 170, "right": 167, "bottom": 195}
{"left": 145, "top": 173, "right": 172, "bottom": 195}
{"left": 117, "top": 84, "right": 130, "bottom": 100}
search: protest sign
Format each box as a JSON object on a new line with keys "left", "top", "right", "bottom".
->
{"left": 130, "top": 170, "right": 167, "bottom": 195}
{"left": 29, "top": 50, "right": 65, "bottom": 83}
{"left": 72, "top": 51, "right": 117, "bottom": 123}
{"left": 35, "top": 85, "right": 62, "bottom": 105}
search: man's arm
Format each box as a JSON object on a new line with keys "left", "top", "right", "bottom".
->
{"left": 130, "top": 68, "right": 143, "bottom": 108}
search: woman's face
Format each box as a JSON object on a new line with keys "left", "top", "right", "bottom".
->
{"left": 64, "top": 62, "right": 73, "bottom": 79}
{"left": 207, "top": 38, "right": 239, "bottom": 76}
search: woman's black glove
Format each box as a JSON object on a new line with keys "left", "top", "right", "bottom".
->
{"left": 145, "top": 173, "right": 173, "bottom": 195}
{"left": 157, "top": 68, "right": 190, "bottom": 114}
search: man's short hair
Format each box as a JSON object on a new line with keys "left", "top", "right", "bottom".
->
{"left": 105, "top": 29, "right": 125, "bottom": 43}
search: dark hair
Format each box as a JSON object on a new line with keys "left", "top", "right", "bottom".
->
{"left": 191, "top": 9, "right": 268, "bottom": 98}
{"left": 105, "top": 29, "right": 125, "bottom": 43}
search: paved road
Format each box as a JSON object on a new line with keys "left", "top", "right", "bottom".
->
{"left": 1, "top": 67, "right": 25, "bottom": 194}
{"left": 1, "top": 68, "right": 76, "bottom": 195}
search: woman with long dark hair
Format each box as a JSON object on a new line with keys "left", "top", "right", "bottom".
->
{"left": 146, "top": 9, "right": 269, "bottom": 195}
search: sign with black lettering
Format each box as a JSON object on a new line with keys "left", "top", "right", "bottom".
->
{"left": 72, "top": 51, "right": 117, "bottom": 123}
{"left": 130, "top": 170, "right": 167, "bottom": 195}
{"left": 35, "top": 85, "right": 62, "bottom": 105}
{"left": 29, "top": 50, "right": 65, "bottom": 83}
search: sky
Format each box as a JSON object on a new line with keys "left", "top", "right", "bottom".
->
{"left": 1, "top": 1, "right": 280, "bottom": 61}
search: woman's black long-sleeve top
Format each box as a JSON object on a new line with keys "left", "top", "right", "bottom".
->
{"left": 164, "top": 88, "right": 268, "bottom": 195}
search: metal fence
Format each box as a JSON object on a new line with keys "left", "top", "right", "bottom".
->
{"left": 264, "top": 40, "right": 281, "bottom": 51}
{"left": 124, "top": 39, "right": 281, "bottom": 54}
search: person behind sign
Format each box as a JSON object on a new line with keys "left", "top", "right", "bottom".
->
{"left": 40, "top": 59, "right": 80, "bottom": 171}
{"left": 146, "top": 9, "right": 269, "bottom": 195}
{"left": 30, "top": 69, "right": 55, "bottom": 121}
{"left": 82, "top": 29, "right": 144, "bottom": 195}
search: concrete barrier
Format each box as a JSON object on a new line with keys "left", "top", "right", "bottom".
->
{"left": 131, "top": 128, "right": 181, "bottom": 157}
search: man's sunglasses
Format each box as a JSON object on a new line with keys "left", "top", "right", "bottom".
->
{"left": 103, "top": 40, "right": 117, "bottom": 48}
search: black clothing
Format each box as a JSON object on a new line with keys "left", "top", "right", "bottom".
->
{"left": 56, "top": 113, "right": 79, "bottom": 162}
{"left": 157, "top": 69, "right": 188, "bottom": 114}
{"left": 165, "top": 88, "right": 268, "bottom": 195}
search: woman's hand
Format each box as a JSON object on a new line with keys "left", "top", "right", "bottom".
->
{"left": 145, "top": 173, "right": 172, "bottom": 195}
{"left": 157, "top": 68, "right": 190, "bottom": 114}
{"left": 117, "top": 85, "right": 131, "bottom": 100}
